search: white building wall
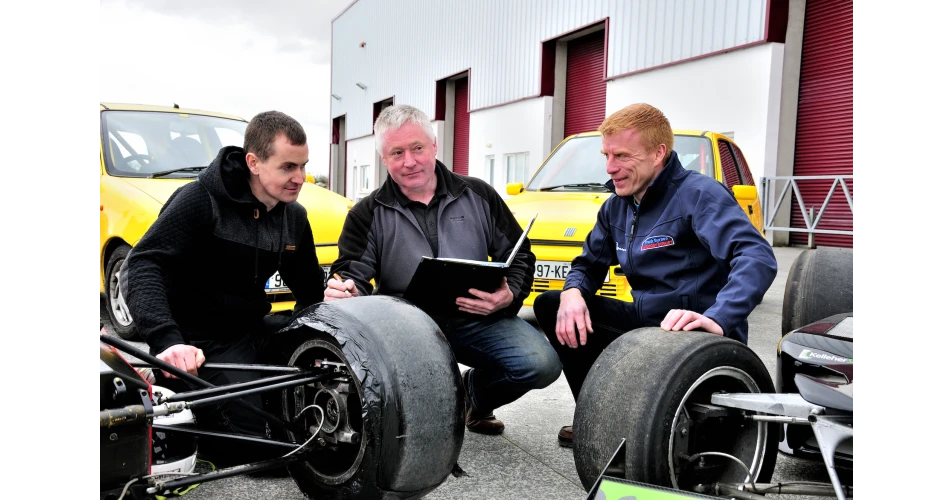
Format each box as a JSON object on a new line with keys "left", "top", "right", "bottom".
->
{"left": 331, "top": 0, "right": 768, "bottom": 138}
{"left": 606, "top": 43, "right": 784, "bottom": 185}
{"left": 467, "top": 98, "right": 549, "bottom": 195}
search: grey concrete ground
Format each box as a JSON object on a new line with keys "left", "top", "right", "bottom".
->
{"left": 102, "top": 245, "right": 846, "bottom": 499}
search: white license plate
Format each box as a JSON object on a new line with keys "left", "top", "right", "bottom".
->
{"left": 534, "top": 260, "right": 609, "bottom": 283}
{"left": 265, "top": 266, "right": 331, "bottom": 293}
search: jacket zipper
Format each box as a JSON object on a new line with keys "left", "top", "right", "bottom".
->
{"left": 626, "top": 202, "right": 639, "bottom": 246}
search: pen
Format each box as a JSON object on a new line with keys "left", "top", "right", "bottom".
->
{"left": 334, "top": 273, "right": 353, "bottom": 295}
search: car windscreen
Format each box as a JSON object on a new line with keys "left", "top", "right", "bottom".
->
{"left": 101, "top": 110, "right": 247, "bottom": 178}
{"left": 672, "top": 135, "right": 715, "bottom": 178}
{"left": 524, "top": 134, "right": 715, "bottom": 191}
{"left": 525, "top": 135, "right": 609, "bottom": 191}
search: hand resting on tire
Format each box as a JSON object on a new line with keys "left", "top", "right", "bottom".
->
{"left": 660, "top": 309, "right": 724, "bottom": 336}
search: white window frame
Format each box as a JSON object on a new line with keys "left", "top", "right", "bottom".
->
{"left": 359, "top": 164, "right": 371, "bottom": 193}
{"left": 505, "top": 152, "right": 530, "bottom": 185}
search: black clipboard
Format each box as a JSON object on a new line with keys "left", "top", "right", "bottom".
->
{"left": 403, "top": 214, "right": 537, "bottom": 316}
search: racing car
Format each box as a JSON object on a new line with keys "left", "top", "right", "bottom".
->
{"left": 575, "top": 247, "right": 854, "bottom": 500}
{"left": 100, "top": 295, "right": 466, "bottom": 500}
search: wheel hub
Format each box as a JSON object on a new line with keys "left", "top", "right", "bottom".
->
{"left": 311, "top": 382, "right": 361, "bottom": 445}
{"left": 109, "top": 269, "right": 133, "bottom": 326}
{"left": 668, "top": 367, "right": 769, "bottom": 489}
{"left": 285, "top": 340, "right": 367, "bottom": 486}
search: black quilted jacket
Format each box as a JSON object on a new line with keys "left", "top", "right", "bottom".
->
{"left": 120, "top": 146, "right": 325, "bottom": 355}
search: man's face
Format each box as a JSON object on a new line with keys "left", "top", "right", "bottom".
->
{"left": 381, "top": 122, "right": 438, "bottom": 195}
{"left": 601, "top": 129, "right": 666, "bottom": 201}
{"left": 247, "top": 133, "right": 309, "bottom": 210}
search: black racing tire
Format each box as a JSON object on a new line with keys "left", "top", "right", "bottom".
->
{"left": 573, "top": 328, "right": 779, "bottom": 492}
{"left": 104, "top": 244, "right": 139, "bottom": 339}
{"left": 781, "top": 247, "right": 853, "bottom": 336}
{"left": 274, "top": 296, "right": 465, "bottom": 500}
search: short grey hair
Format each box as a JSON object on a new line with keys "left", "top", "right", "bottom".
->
{"left": 374, "top": 104, "right": 436, "bottom": 156}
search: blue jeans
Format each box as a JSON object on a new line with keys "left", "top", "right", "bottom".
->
{"left": 439, "top": 315, "right": 562, "bottom": 414}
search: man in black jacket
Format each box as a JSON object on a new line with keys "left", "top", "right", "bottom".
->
{"left": 324, "top": 104, "right": 561, "bottom": 435}
{"left": 119, "top": 111, "right": 326, "bottom": 463}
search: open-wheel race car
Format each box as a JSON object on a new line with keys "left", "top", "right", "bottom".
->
{"left": 575, "top": 247, "right": 853, "bottom": 500}
{"left": 100, "top": 296, "right": 466, "bottom": 500}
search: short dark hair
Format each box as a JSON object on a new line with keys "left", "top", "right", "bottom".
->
{"left": 244, "top": 111, "right": 307, "bottom": 161}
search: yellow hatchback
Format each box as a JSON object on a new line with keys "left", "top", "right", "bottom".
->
{"left": 505, "top": 130, "right": 764, "bottom": 307}
{"left": 100, "top": 102, "right": 353, "bottom": 339}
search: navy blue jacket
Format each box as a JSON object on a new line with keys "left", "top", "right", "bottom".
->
{"left": 563, "top": 151, "right": 778, "bottom": 343}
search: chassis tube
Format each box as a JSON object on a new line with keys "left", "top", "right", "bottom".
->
{"left": 161, "top": 372, "right": 323, "bottom": 403}
{"left": 151, "top": 424, "right": 300, "bottom": 449}
{"left": 130, "top": 361, "right": 305, "bottom": 373}
{"left": 185, "top": 374, "right": 326, "bottom": 409}
{"left": 100, "top": 334, "right": 309, "bottom": 437}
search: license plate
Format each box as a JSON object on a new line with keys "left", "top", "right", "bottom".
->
{"left": 534, "top": 260, "right": 610, "bottom": 283}
{"left": 265, "top": 266, "right": 331, "bottom": 293}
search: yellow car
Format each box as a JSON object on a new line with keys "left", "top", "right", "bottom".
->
{"left": 100, "top": 102, "right": 353, "bottom": 339}
{"left": 505, "top": 130, "right": 764, "bottom": 307}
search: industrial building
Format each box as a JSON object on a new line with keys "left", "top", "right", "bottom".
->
{"left": 328, "top": 0, "right": 852, "bottom": 247}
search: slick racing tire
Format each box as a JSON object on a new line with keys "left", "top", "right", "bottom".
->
{"left": 573, "top": 328, "right": 779, "bottom": 492}
{"left": 781, "top": 247, "right": 853, "bottom": 336}
{"left": 274, "top": 296, "right": 464, "bottom": 500}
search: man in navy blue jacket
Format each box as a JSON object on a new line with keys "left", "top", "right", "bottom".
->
{"left": 533, "top": 103, "right": 778, "bottom": 448}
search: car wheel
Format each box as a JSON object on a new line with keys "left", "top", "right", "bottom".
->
{"left": 104, "top": 244, "right": 139, "bottom": 340}
{"left": 274, "top": 296, "right": 464, "bottom": 500}
{"left": 781, "top": 247, "right": 853, "bottom": 336}
{"left": 573, "top": 328, "right": 779, "bottom": 492}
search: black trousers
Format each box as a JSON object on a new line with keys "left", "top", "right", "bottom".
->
{"left": 533, "top": 290, "right": 645, "bottom": 401}
{"left": 152, "top": 314, "right": 292, "bottom": 466}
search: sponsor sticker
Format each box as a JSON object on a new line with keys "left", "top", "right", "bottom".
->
{"left": 799, "top": 348, "right": 852, "bottom": 364}
{"left": 641, "top": 235, "right": 674, "bottom": 251}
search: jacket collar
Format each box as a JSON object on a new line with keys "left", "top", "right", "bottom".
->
{"left": 375, "top": 159, "right": 468, "bottom": 207}
{"left": 604, "top": 150, "right": 684, "bottom": 205}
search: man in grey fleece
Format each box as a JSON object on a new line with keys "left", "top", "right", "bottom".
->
{"left": 325, "top": 104, "right": 561, "bottom": 435}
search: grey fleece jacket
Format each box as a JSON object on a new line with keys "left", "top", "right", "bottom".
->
{"left": 330, "top": 160, "right": 535, "bottom": 318}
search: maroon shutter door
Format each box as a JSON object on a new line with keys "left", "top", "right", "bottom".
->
{"left": 790, "top": 0, "right": 853, "bottom": 248}
{"left": 453, "top": 78, "right": 470, "bottom": 175}
{"left": 564, "top": 31, "right": 606, "bottom": 138}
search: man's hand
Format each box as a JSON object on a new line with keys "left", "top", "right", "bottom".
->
{"left": 660, "top": 309, "right": 724, "bottom": 336}
{"left": 555, "top": 288, "right": 592, "bottom": 348}
{"left": 325, "top": 275, "right": 360, "bottom": 301}
{"left": 456, "top": 278, "right": 514, "bottom": 315}
{"left": 156, "top": 344, "right": 206, "bottom": 379}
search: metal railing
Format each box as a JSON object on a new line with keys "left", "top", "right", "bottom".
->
{"left": 760, "top": 175, "right": 853, "bottom": 248}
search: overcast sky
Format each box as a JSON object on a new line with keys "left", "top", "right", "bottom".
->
{"left": 100, "top": 0, "right": 353, "bottom": 178}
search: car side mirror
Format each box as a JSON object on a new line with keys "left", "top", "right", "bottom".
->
{"left": 506, "top": 182, "right": 525, "bottom": 196}
{"left": 732, "top": 185, "right": 757, "bottom": 201}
